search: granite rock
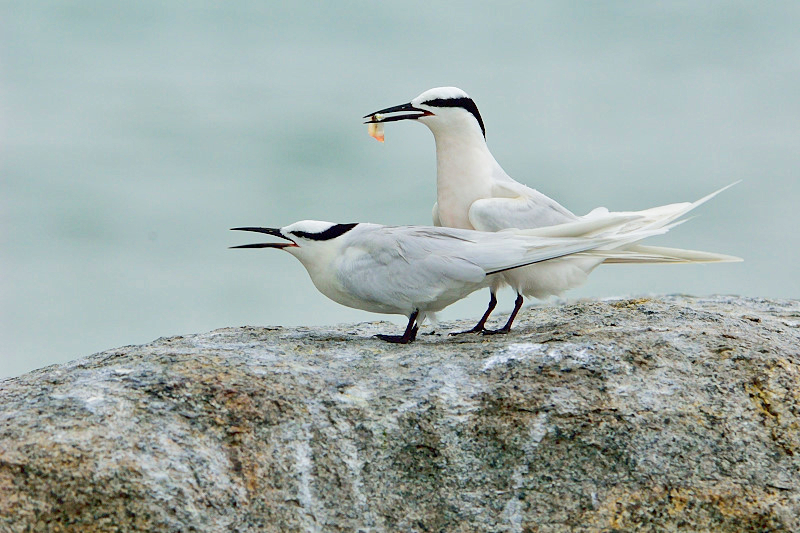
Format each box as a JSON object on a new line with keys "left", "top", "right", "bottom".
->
{"left": 2, "top": 296, "right": 800, "bottom": 532}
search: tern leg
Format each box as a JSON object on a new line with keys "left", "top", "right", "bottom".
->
{"left": 449, "top": 292, "right": 498, "bottom": 336}
{"left": 376, "top": 309, "right": 419, "bottom": 344}
{"left": 483, "top": 293, "right": 524, "bottom": 335}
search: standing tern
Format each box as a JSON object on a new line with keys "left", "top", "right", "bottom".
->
{"left": 365, "top": 87, "right": 741, "bottom": 333}
{"left": 231, "top": 220, "right": 674, "bottom": 343}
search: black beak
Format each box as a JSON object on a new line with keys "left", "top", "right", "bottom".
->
{"left": 230, "top": 227, "right": 296, "bottom": 249}
{"left": 363, "top": 102, "right": 433, "bottom": 123}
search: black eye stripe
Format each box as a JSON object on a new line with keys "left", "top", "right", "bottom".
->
{"left": 290, "top": 223, "right": 358, "bottom": 241}
{"left": 421, "top": 97, "right": 486, "bottom": 138}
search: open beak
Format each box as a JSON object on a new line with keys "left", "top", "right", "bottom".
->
{"left": 230, "top": 227, "right": 297, "bottom": 249}
{"left": 363, "top": 102, "right": 433, "bottom": 124}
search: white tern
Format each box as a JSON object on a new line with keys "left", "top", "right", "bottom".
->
{"left": 231, "top": 220, "right": 677, "bottom": 343}
{"left": 365, "top": 87, "right": 741, "bottom": 333}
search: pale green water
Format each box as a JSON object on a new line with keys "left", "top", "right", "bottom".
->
{"left": 2, "top": 2, "right": 799, "bottom": 378}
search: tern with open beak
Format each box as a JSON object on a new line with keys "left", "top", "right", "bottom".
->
{"left": 231, "top": 219, "right": 680, "bottom": 343}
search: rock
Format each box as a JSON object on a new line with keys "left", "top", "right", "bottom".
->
{"left": 1, "top": 295, "right": 800, "bottom": 532}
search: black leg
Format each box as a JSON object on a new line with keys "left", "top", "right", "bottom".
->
{"left": 377, "top": 309, "right": 420, "bottom": 344}
{"left": 483, "top": 293, "right": 524, "bottom": 335}
{"left": 450, "top": 292, "right": 498, "bottom": 335}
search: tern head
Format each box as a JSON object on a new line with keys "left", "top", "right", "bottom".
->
{"left": 365, "top": 86, "right": 486, "bottom": 140}
{"left": 231, "top": 221, "right": 358, "bottom": 261}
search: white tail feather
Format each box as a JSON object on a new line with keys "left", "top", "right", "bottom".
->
{"left": 513, "top": 213, "right": 643, "bottom": 238}
{"left": 618, "top": 181, "right": 741, "bottom": 232}
{"left": 560, "top": 183, "right": 741, "bottom": 265}
{"left": 590, "top": 245, "right": 742, "bottom": 264}
{"left": 502, "top": 183, "right": 740, "bottom": 300}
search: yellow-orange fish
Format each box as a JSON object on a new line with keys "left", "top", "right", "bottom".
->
{"left": 367, "top": 115, "right": 384, "bottom": 142}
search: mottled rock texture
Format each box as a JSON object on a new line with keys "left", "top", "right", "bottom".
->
{"left": 2, "top": 296, "right": 800, "bottom": 532}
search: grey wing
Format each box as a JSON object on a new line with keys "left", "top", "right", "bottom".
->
{"left": 469, "top": 181, "right": 578, "bottom": 231}
{"left": 451, "top": 231, "right": 595, "bottom": 274}
{"left": 450, "top": 225, "right": 676, "bottom": 275}
{"left": 336, "top": 228, "right": 488, "bottom": 311}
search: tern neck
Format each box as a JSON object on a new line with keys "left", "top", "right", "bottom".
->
{"left": 429, "top": 127, "right": 500, "bottom": 230}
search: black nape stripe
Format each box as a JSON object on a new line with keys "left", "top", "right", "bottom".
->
{"left": 291, "top": 223, "right": 359, "bottom": 241}
{"left": 422, "top": 97, "right": 486, "bottom": 138}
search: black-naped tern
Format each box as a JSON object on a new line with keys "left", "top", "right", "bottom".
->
{"left": 231, "top": 220, "right": 678, "bottom": 343}
{"left": 365, "top": 87, "right": 741, "bottom": 334}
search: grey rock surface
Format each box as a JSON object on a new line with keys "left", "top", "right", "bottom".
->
{"left": 2, "top": 295, "right": 800, "bottom": 532}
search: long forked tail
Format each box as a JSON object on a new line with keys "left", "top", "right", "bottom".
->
{"left": 590, "top": 244, "right": 742, "bottom": 264}
{"left": 601, "top": 182, "right": 742, "bottom": 264}
{"left": 616, "top": 181, "right": 740, "bottom": 233}
{"left": 531, "top": 182, "right": 743, "bottom": 264}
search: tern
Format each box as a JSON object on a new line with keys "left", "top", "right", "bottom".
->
{"left": 231, "top": 220, "right": 675, "bottom": 343}
{"left": 365, "top": 87, "right": 741, "bottom": 334}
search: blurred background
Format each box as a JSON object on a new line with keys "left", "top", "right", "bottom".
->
{"left": 2, "top": 2, "right": 799, "bottom": 378}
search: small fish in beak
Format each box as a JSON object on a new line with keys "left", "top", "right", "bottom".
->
{"left": 367, "top": 114, "right": 385, "bottom": 142}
